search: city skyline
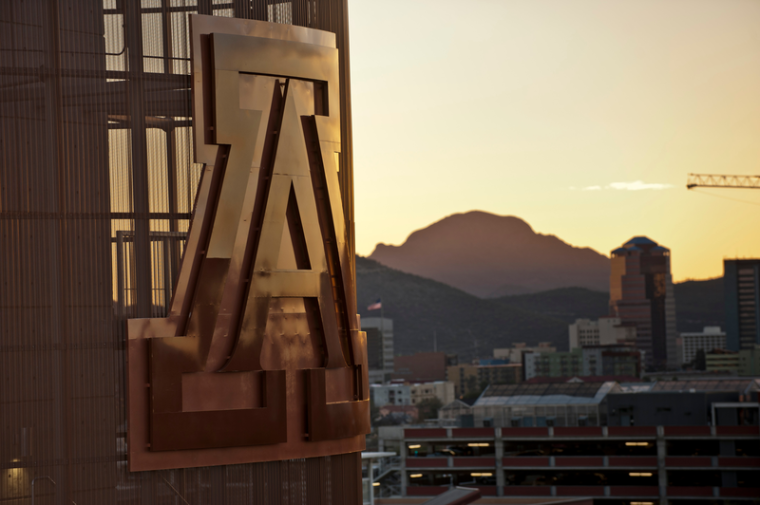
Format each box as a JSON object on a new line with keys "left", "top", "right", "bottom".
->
{"left": 350, "top": 0, "right": 760, "bottom": 283}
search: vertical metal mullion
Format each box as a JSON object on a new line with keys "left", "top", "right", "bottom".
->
{"left": 165, "top": 126, "right": 182, "bottom": 288}
{"left": 44, "top": 1, "right": 73, "bottom": 502}
{"left": 161, "top": 0, "right": 174, "bottom": 75}
{"left": 124, "top": 0, "right": 153, "bottom": 318}
{"left": 116, "top": 232, "right": 125, "bottom": 321}
{"left": 163, "top": 236, "right": 172, "bottom": 315}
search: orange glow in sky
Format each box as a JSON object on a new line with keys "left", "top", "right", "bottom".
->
{"left": 349, "top": 0, "right": 760, "bottom": 282}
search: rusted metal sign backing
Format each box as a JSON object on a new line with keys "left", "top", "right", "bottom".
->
{"left": 126, "top": 15, "right": 369, "bottom": 472}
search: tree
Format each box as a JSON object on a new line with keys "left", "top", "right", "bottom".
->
{"left": 461, "top": 380, "right": 489, "bottom": 403}
{"left": 694, "top": 349, "right": 706, "bottom": 371}
{"left": 416, "top": 397, "right": 443, "bottom": 421}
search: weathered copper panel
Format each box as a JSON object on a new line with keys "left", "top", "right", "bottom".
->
{"left": 1, "top": 1, "right": 362, "bottom": 503}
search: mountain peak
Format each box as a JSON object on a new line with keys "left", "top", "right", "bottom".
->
{"left": 369, "top": 212, "right": 609, "bottom": 297}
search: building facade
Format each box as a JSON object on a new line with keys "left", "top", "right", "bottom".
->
{"left": 581, "top": 345, "right": 644, "bottom": 378}
{"left": 409, "top": 381, "right": 456, "bottom": 407}
{"left": 390, "top": 424, "right": 760, "bottom": 501}
{"left": 371, "top": 381, "right": 455, "bottom": 407}
{"left": 681, "top": 326, "right": 727, "bottom": 364}
{"left": 524, "top": 349, "right": 583, "bottom": 380}
{"left": 0, "top": 2, "right": 365, "bottom": 504}
{"left": 725, "top": 259, "right": 760, "bottom": 351}
{"left": 393, "top": 351, "right": 456, "bottom": 382}
{"left": 524, "top": 346, "right": 643, "bottom": 381}
{"left": 569, "top": 317, "right": 636, "bottom": 350}
{"left": 739, "top": 345, "right": 760, "bottom": 376}
{"left": 378, "top": 379, "right": 760, "bottom": 501}
{"left": 706, "top": 349, "right": 741, "bottom": 374}
{"left": 610, "top": 237, "right": 678, "bottom": 371}
{"left": 447, "top": 364, "right": 523, "bottom": 397}
{"left": 371, "top": 384, "right": 412, "bottom": 406}
{"left": 494, "top": 342, "right": 556, "bottom": 363}
{"left": 363, "top": 317, "right": 395, "bottom": 383}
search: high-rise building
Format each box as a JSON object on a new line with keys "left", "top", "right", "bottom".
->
{"left": 609, "top": 237, "right": 678, "bottom": 370}
{"left": 724, "top": 259, "right": 760, "bottom": 351}
{"left": 363, "top": 317, "right": 395, "bottom": 383}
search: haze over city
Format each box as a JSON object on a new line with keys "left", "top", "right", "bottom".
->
{"left": 350, "top": 0, "right": 760, "bottom": 282}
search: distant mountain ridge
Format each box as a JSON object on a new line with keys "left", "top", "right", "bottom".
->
{"left": 356, "top": 256, "right": 569, "bottom": 360}
{"left": 356, "top": 257, "right": 724, "bottom": 359}
{"left": 369, "top": 211, "right": 610, "bottom": 297}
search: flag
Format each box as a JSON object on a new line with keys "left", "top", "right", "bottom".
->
{"left": 367, "top": 299, "right": 382, "bottom": 311}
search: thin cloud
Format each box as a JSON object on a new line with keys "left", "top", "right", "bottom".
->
{"left": 572, "top": 180, "right": 674, "bottom": 191}
{"left": 608, "top": 180, "right": 673, "bottom": 191}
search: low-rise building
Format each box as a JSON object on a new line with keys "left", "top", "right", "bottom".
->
{"left": 447, "top": 363, "right": 522, "bottom": 397}
{"left": 581, "top": 344, "right": 644, "bottom": 377}
{"left": 525, "top": 346, "right": 643, "bottom": 380}
{"left": 705, "top": 346, "right": 760, "bottom": 376}
{"left": 370, "top": 383, "right": 411, "bottom": 406}
{"left": 377, "top": 404, "right": 417, "bottom": 423}
{"left": 471, "top": 381, "right": 618, "bottom": 427}
{"left": 392, "top": 351, "right": 457, "bottom": 382}
{"left": 371, "top": 381, "right": 455, "bottom": 408}
{"left": 387, "top": 420, "right": 760, "bottom": 500}
{"left": 739, "top": 345, "right": 760, "bottom": 376}
{"left": 439, "top": 399, "right": 473, "bottom": 423}
{"left": 409, "top": 381, "right": 455, "bottom": 406}
{"left": 707, "top": 348, "right": 741, "bottom": 374}
{"left": 568, "top": 317, "right": 636, "bottom": 350}
{"left": 378, "top": 378, "right": 760, "bottom": 500}
{"left": 524, "top": 349, "right": 583, "bottom": 380}
{"left": 494, "top": 342, "right": 555, "bottom": 363}
{"left": 681, "top": 326, "right": 727, "bottom": 364}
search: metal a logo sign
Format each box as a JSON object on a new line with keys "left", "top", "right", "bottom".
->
{"left": 126, "top": 15, "right": 369, "bottom": 471}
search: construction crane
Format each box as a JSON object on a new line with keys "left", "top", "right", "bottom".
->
{"left": 686, "top": 173, "right": 760, "bottom": 190}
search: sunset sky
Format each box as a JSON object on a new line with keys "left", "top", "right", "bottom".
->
{"left": 349, "top": 0, "right": 760, "bottom": 282}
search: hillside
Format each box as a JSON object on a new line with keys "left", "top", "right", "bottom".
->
{"left": 356, "top": 257, "right": 569, "bottom": 359}
{"left": 496, "top": 281, "right": 724, "bottom": 333}
{"left": 674, "top": 278, "right": 724, "bottom": 333}
{"left": 494, "top": 288, "right": 610, "bottom": 323}
{"left": 369, "top": 211, "right": 610, "bottom": 297}
{"left": 357, "top": 257, "right": 726, "bottom": 359}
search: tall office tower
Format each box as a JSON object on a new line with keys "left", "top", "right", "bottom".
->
{"left": 724, "top": 259, "right": 760, "bottom": 351}
{"left": 609, "top": 237, "right": 678, "bottom": 370}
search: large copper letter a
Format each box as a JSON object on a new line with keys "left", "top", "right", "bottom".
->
{"left": 125, "top": 16, "right": 369, "bottom": 472}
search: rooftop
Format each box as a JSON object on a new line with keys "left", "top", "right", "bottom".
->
{"left": 650, "top": 379, "right": 760, "bottom": 393}
{"left": 681, "top": 326, "right": 725, "bottom": 336}
{"left": 523, "top": 375, "right": 641, "bottom": 384}
{"left": 624, "top": 236, "right": 658, "bottom": 246}
{"left": 474, "top": 382, "right": 618, "bottom": 407}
